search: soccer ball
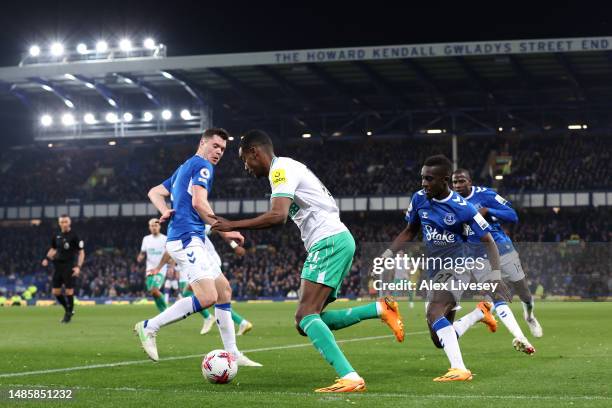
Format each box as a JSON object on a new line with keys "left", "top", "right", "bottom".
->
{"left": 201, "top": 349, "right": 238, "bottom": 384}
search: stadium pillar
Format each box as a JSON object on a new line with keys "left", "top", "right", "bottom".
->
{"left": 451, "top": 114, "right": 458, "bottom": 171}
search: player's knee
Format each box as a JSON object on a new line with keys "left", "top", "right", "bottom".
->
{"left": 195, "top": 293, "right": 216, "bottom": 310}
{"left": 426, "top": 308, "right": 443, "bottom": 325}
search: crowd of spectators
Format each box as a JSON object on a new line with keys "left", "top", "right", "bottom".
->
{"left": 0, "top": 208, "right": 609, "bottom": 300}
{"left": 4, "top": 133, "right": 610, "bottom": 206}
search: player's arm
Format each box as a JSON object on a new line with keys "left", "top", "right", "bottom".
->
{"left": 212, "top": 161, "right": 297, "bottom": 232}
{"left": 211, "top": 197, "right": 291, "bottom": 232}
{"left": 480, "top": 233, "right": 500, "bottom": 271}
{"left": 206, "top": 225, "right": 246, "bottom": 256}
{"left": 192, "top": 185, "right": 244, "bottom": 246}
{"left": 387, "top": 222, "right": 420, "bottom": 255}
{"left": 148, "top": 251, "right": 173, "bottom": 276}
{"left": 41, "top": 248, "right": 56, "bottom": 267}
{"left": 383, "top": 194, "right": 421, "bottom": 256}
{"left": 148, "top": 182, "right": 174, "bottom": 222}
{"left": 480, "top": 192, "right": 518, "bottom": 223}
{"left": 137, "top": 238, "right": 146, "bottom": 263}
{"left": 42, "top": 236, "right": 58, "bottom": 267}
{"left": 73, "top": 249, "right": 85, "bottom": 276}
{"left": 72, "top": 237, "right": 85, "bottom": 277}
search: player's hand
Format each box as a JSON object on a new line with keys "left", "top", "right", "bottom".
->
{"left": 210, "top": 215, "right": 235, "bottom": 233}
{"left": 147, "top": 267, "right": 161, "bottom": 276}
{"left": 41, "top": 258, "right": 49, "bottom": 267}
{"left": 72, "top": 266, "right": 81, "bottom": 277}
{"left": 478, "top": 207, "right": 489, "bottom": 217}
{"left": 221, "top": 230, "right": 245, "bottom": 246}
{"left": 233, "top": 246, "right": 246, "bottom": 257}
{"left": 159, "top": 209, "right": 175, "bottom": 223}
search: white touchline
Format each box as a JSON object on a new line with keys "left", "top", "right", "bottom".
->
{"left": 0, "top": 331, "right": 428, "bottom": 379}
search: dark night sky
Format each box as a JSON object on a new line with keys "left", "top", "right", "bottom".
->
{"left": 1, "top": 1, "right": 611, "bottom": 65}
{"left": 1, "top": 1, "right": 611, "bottom": 146}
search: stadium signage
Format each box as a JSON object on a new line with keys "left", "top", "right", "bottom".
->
{"left": 273, "top": 37, "right": 612, "bottom": 63}
{"left": 2, "top": 37, "right": 611, "bottom": 83}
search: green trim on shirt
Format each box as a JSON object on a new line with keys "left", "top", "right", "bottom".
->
{"left": 270, "top": 192, "right": 294, "bottom": 199}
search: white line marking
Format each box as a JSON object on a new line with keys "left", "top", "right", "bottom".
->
{"left": 3, "top": 385, "right": 610, "bottom": 401}
{"left": 0, "top": 331, "right": 427, "bottom": 378}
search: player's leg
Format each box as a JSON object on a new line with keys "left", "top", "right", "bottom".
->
{"left": 453, "top": 301, "right": 497, "bottom": 337}
{"left": 452, "top": 266, "right": 498, "bottom": 337}
{"left": 408, "top": 287, "right": 415, "bottom": 308}
{"left": 509, "top": 278, "right": 542, "bottom": 337}
{"left": 503, "top": 250, "right": 542, "bottom": 337}
{"left": 182, "top": 284, "right": 214, "bottom": 334}
{"left": 426, "top": 271, "right": 472, "bottom": 382}
{"left": 55, "top": 264, "right": 73, "bottom": 323}
{"left": 51, "top": 268, "right": 68, "bottom": 319}
{"left": 135, "top": 239, "right": 215, "bottom": 361}
{"left": 306, "top": 232, "right": 404, "bottom": 341}
{"left": 163, "top": 279, "right": 171, "bottom": 305}
{"left": 296, "top": 279, "right": 364, "bottom": 392}
{"left": 427, "top": 295, "right": 472, "bottom": 381}
{"left": 496, "top": 251, "right": 537, "bottom": 352}
{"left": 63, "top": 268, "right": 76, "bottom": 323}
{"left": 146, "top": 274, "right": 167, "bottom": 312}
{"left": 210, "top": 262, "right": 261, "bottom": 366}
{"left": 233, "top": 309, "right": 253, "bottom": 336}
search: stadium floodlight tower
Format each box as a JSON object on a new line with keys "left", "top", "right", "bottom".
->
{"left": 6, "top": 38, "right": 213, "bottom": 142}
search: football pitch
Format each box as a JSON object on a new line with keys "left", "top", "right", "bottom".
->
{"left": 1, "top": 301, "right": 610, "bottom": 407}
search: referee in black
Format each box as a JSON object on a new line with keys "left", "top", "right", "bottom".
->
{"left": 41, "top": 215, "right": 85, "bottom": 323}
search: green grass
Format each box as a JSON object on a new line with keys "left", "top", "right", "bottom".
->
{"left": 0, "top": 301, "right": 610, "bottom": 407}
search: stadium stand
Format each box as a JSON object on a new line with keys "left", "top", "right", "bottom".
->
{"left": 2, "top": 134, "right": 611, "bottom": 205}
{"left": 1, "top": 209, "right": 609, "bottom": 300}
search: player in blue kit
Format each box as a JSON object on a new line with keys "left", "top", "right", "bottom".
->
{"left": 134, "top": 128, "right": 261, "bottom": 367}
{"left": 451, "top": 168, "right": 541, "bottom": 353}
{"left": 385, "top": 155, "right": 509, "bottom": 382}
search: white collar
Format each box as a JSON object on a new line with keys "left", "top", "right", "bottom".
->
{"left": 465, "top": 186, "right": 475, "bottom": 200}
{"left": 432, "top": 190, "right": 453, "bottom": 203}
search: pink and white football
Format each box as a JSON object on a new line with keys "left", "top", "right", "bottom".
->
{"left": 201, "top": 349, "right": 238, "bottom": 384}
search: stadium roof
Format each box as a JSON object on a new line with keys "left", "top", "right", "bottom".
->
{"left": 2, "top": 36, "right": 612, "bottom": 141}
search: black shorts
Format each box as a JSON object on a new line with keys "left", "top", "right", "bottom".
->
{"left": 52, "top": 262, "right": 75, "bottom": 289}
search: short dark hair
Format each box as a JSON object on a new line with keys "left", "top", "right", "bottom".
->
{"left": 58, "top": 214, "right": 70, "bottom": 219}
{"left": 453, "top": 168, "right": 472, "bottom": 180}
{"left": 202, "top": 128, "right": 230, "bottom": 140}
{"left": 423, "top": 154, "right": 453, "bottom": 176}
{"left": 239, "top": 129, "right": 274, "bottom": 151}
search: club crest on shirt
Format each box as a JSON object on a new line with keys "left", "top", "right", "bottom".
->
{"left": 271, "top": 168, "right": 287, "bottom": 187}
{"left": 444, "top": 213, "right": 456, "bottom": 225}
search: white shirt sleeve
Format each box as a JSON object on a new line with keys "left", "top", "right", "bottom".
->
{"left": 269, "top": 159, "right": 300, "bottom": 199}
{"left": 140, "top": 237, "right": 147, "bottom": 253}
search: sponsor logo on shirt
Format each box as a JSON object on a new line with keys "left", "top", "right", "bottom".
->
{"left": 289, "top": 202, "right": 300, "bottom": 218}
{"left": 424, "top": 225, "right": 456, "bottom": 244}
{"left": 271, "top": 168, "right": 287, "bottom": 187}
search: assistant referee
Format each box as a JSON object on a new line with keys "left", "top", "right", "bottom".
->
{"left": 41, "top": 215, "right": 85, "bottom": 323}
